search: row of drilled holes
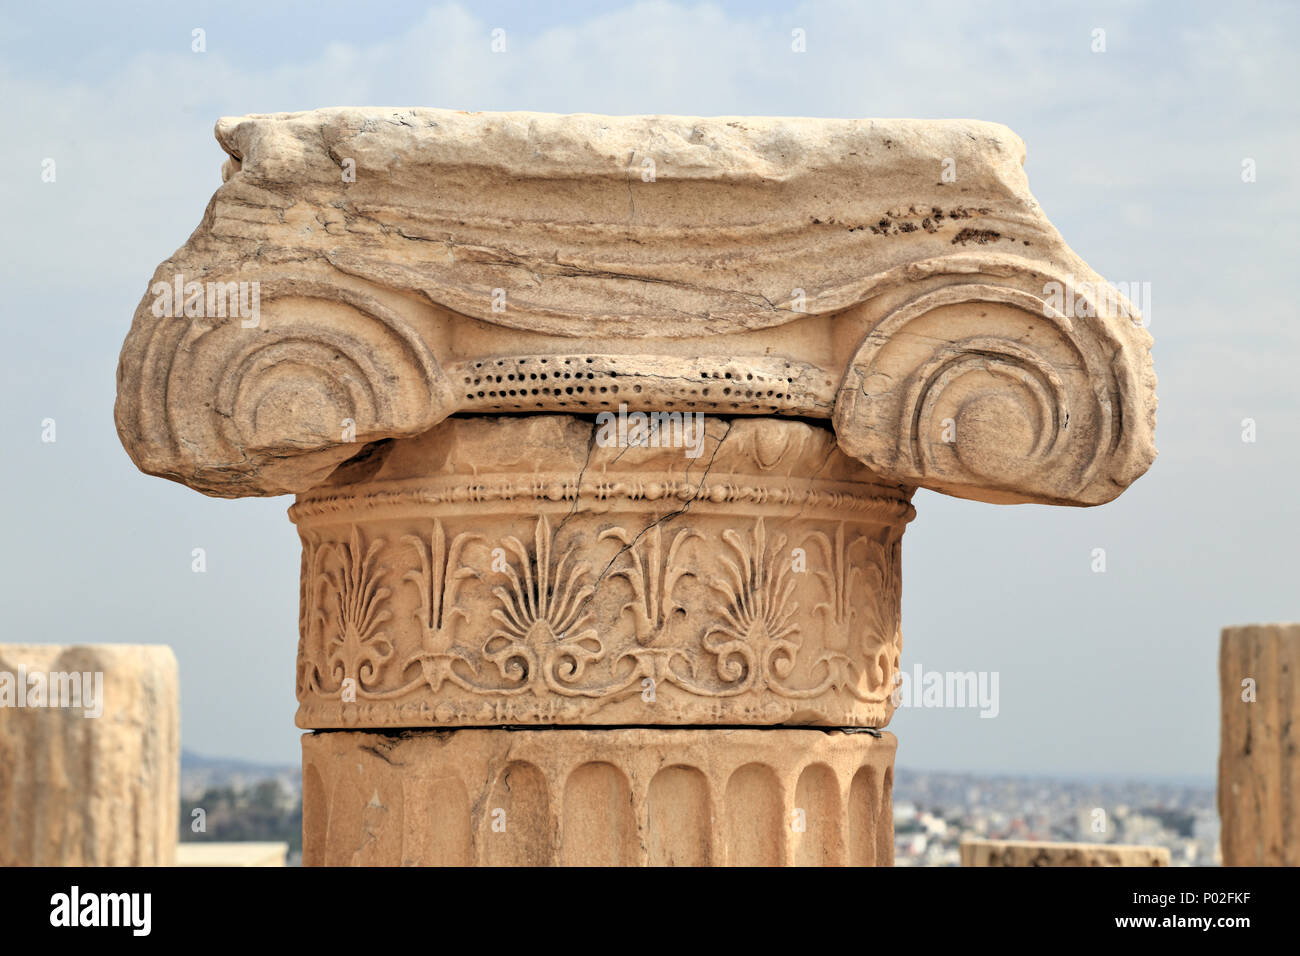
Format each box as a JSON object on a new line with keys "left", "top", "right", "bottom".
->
{"left": 466, "top": 398, "right": 790, "bottom": 411}
{"left": 460, "top": 356, "right": 798, "bottom": 406}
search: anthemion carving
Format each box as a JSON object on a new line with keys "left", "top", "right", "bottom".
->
{"left": 115, "top": 108, "right": 1156, "bottom": 865}
{"left": 290, "top": 416, "right": 910, "bottom": 728}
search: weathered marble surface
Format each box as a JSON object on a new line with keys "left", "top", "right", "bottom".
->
{"left": 303, "top": 727, "right": 894, "bottom": 866}
{"left": 115, "top": 109, "right": 1156, "bottom": 506}
{"left": 0, "top": 645, "right": 179, "bottom": 866}
{"left": 1219, "top": 623, "right": 1300, "bottom": 866}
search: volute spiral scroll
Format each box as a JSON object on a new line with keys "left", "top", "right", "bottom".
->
{"left": 115, "top": 275, "right": 454, "bottom": 498}
{"left": 833, "top": 264, "right": 1156, "bottom": 507}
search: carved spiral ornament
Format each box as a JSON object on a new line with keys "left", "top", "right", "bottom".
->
{"left": 116, "top": 275, "right": 452, "bottom": 497}
{"left": 833, "top": 271, "right": 1154, "bottom": 506}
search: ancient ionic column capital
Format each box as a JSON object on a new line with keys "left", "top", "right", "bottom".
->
{"left": 115, "top": 108, "right": 1155, "bottom": 506}
{"left": 114, "top": 109, "right": 1157, "bottom": 866}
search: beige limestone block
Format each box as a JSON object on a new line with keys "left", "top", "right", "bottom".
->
{"left": 302, "top": 727, "right": 894, "bottom": 866}
{"left": 114, "top": 108, "right": 1155, "bottom": 507}
{"left": 960, "top": 839, "right": 1169, "bottom": 867}
{"left": 175, "top": 842, "right": 287, "bottom": 866}
{"left": 0, "top": 645, "right": 179, "bottom": 866}
{"left": 293, "top": 414, "right": 910, "bottom": 729}
{"left": 1219, "top": 623, "right": 1300, "bottom": 866}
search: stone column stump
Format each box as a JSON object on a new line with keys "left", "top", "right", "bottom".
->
{"left": 1219, "top": 622, "right": 1300, "bottom": 866}
{"left": 114, "top": 108, "right": 1157, "bottom": 865}
{"left": 0, "top": 644, "right": 179, "bottom": 866}
{"left": 960, "top": 839, "right": 1169, "bottom": 867}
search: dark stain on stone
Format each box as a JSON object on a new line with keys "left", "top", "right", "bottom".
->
{"left": 951, "top": 227, "right": 1002, "bottom": 245}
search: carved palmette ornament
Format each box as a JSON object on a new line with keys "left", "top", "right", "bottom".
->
{"left": 291, "top": 415, "right": 913, "bottom": 729}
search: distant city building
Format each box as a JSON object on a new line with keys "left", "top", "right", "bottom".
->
{"left": 894, "top": 769, "right": 1216, "bottom": 867}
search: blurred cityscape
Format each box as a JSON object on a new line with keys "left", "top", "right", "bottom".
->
{"left": 180, "top": 751, "right": 303, "bottom": 865}
{"left": 894, "top": 768, "right": 1219, "bottom": 866}
{"left": 179, "top": 752, "right": 1221, "bottom": 867}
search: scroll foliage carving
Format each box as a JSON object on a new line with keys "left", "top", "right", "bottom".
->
{"left": 117, "top": 111, "right": 1154, "bottom": 509}
{"left": 398, "top": 522, "right": 481, "bottom": 695}
{"left": 291, "top": 415, "right": 914, "bottom": 727}
{"left": 295, "top": 516, "right": 904, "bottom": 716}
{"left": 321, "top": 526, "right": 393, "bottom": 695}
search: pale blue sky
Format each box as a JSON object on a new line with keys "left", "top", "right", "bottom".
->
{"left": 2, "top": 0, "right": 1296, "bottom": 777}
